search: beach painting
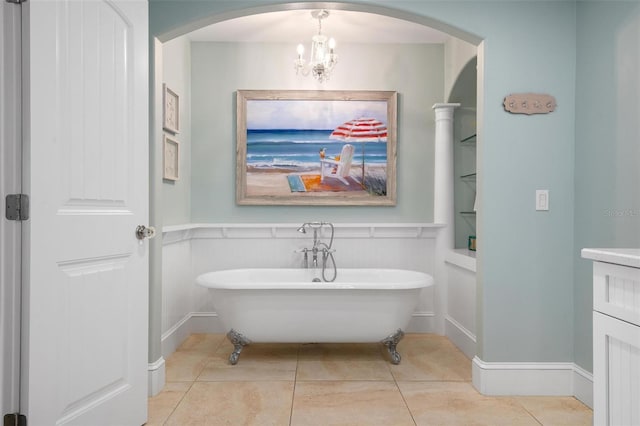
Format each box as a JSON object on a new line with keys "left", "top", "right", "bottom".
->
{"left": 236, "top": 90, "right": 397, "bottom": 205}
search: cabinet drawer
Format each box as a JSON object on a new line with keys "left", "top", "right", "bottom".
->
{"left": 593, "top": 262, "right": 640, "bottom": 326}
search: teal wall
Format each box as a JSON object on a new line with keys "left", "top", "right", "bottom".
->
{"left": 574, "top": 2, "right": 640, "bottom": 372}
{"left": 162, "top": 36, "right": 192, "bottom": 225}
{"left": 471, "top": 3, "right": 576, "bottom": 362}
{"left": 190, "top": 42, "right": 443, "bottom": 223}
{"left": 150, "top": 1, "right": 586, "bottom": 367}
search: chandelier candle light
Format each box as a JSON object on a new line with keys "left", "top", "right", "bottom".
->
{"left": 294, "top": 10, "right": 338, "bottom": 83}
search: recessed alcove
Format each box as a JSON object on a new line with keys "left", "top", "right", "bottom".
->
{"left": 152, "top": 6, "right": 481, "bottom": 397}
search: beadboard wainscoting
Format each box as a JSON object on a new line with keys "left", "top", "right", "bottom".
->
{"left": 161, "top": 223, "right": 444, "bottom": 358}
{"left": 445, "top": 249, "right": 477, "bottom": 359}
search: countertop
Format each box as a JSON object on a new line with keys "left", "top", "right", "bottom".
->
{"left": 581, "top": 248, "right": 640, "bottom": 269}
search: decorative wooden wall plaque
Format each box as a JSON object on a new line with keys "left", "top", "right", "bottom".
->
{"left": 503, "top": 93, "right": 556, "bottom": 115}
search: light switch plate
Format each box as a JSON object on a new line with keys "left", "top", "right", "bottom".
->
{"left": 536, "top": 190, "right": 549, "bottom": 211}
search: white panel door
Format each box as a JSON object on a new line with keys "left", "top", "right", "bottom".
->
{"left": 22, "top": 1, "right": 149, "bottom": 425}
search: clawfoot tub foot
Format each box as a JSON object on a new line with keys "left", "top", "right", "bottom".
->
{"left": 227, "top": 329, "right": 250, "bottom": 365}
{"left": 381, "top": 329, "right": 405, "bottom": 365}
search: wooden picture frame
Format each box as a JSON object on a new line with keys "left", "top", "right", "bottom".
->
{"left": 163, "top": 84, "right": 179, "bottom": 134}
{"left": 163, "top": 135, "right": 179, "bottom": 181}
{"left": 236, "top": 90, "right": 397, "bottom": 206}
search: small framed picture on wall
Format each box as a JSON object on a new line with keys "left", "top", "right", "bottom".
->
{"left": 163, "top": 84, "right": 179, "bottom": 134}
{"left": 163, "top": 135, "right": 179, "bottom": 181}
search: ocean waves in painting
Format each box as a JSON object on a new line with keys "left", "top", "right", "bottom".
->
{"left": 246, "top": 129, "right": 387, "bottom": 171}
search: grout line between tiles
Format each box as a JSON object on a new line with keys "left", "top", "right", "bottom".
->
{"left": 160, "top": 381, "right": 196, "bottom": 426}
{"left": 512, "top": 400, "right": 544, "bottom": 426}
{"left": 390, "top": 363, "right": 418, "bottom": 426}
{"left": 289, "top": 343, "right": 301, "bottom": 426}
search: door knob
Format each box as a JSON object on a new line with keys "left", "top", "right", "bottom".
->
{"left": 135, "top": 225, "right": 156, "bottom": 240}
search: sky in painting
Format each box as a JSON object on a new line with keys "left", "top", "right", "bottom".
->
{"left": 246, "top": 100, "right": 388, "bottom": 130}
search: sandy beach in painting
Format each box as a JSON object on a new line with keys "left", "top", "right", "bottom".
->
{"left": 246, "top": 164, "right": 386, "bottom": 197}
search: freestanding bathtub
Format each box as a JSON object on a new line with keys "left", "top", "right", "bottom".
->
{"left": 196, "top": 268, "right": 433, "bottom": 365}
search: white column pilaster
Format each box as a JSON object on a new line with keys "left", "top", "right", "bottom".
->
{"left": 433, "top": 103, "right": 459, "bottom": 231}
{"left": 432, "top": 103, "right": 459, "bottom": 334}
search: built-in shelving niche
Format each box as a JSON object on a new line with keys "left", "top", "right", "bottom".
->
{"left": 450, "top": 55, "right": 478, "bottom": 250}
{"left": 454, "top": 126, "right": 477, "bottom": 249}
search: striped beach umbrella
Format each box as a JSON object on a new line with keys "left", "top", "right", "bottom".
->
{"left": 329, "top": 118, "right": 387, "bottom": 188}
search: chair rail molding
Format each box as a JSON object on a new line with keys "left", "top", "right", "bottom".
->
{"left": 163, "top": 222, "right": 444, "bottom": 243}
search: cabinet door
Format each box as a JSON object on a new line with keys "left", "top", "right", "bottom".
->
{"left": 593, "top": 311, "right": 640, "bottom": 426}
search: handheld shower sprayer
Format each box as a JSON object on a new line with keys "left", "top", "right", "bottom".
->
{"left": 296, "top": 221, "right": 337, "bottom": 281}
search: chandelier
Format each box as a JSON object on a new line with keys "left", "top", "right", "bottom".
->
{"left": 294, "top": 10, "right": 338, "bottom": 83}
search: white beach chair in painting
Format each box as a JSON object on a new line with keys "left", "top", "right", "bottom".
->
{"left": 320, "top": 144, "right": 355, "bottom": 185}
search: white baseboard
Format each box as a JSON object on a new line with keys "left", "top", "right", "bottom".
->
{"left": 407, "top": 311, "right": 436, "bottom": 333}
{"left": 189, "top": 312, "right": 226, "bottom": 334}
{"left": 148, "top": 357, "right": 165, "bottom": 397}
{"left": 473, "top": 357, "right": 574, "bottom": 396}
{"left": 444, "top": 315, "right": 476, "bottom": 359}
{"left": 472, "top": 357, "right": 593, "bottom": 408}
{"left": 161, "top": 312, "right": 225, "bottom": 359}
{"left": 572, "top": 364, "right": 594, "bottom": 409}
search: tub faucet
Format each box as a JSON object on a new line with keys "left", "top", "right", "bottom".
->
{"left": 297, "top": 222, "right": 327, "bottom": 266}
{"left": 296, "top": 222, "right": 337, "bottom": 282}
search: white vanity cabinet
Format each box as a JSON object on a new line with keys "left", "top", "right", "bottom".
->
{"left": 582, "top": 248, "right": 640, "bottom": 425}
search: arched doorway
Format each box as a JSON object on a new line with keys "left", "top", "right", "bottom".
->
{"left": 148, "top": 1, "right": 484, "bottom": 396}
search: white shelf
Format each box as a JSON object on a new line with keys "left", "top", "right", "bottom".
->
{"left": 445, "top": 249, "right": 477, "bottom": 272}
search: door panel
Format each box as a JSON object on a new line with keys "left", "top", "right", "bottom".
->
{"left": 23, "top": 1, "right": 148, "bottom": 424}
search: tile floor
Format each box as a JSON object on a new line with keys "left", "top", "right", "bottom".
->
{"left": 147, "top": 333, "right": 592, "bottom": 425}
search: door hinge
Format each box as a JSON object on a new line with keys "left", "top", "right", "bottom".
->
{"left": 5, "top": 194, "right": 29, "bottom": 221}
{"left": 3, "top": 413, "right": 26, "bottom": 426}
